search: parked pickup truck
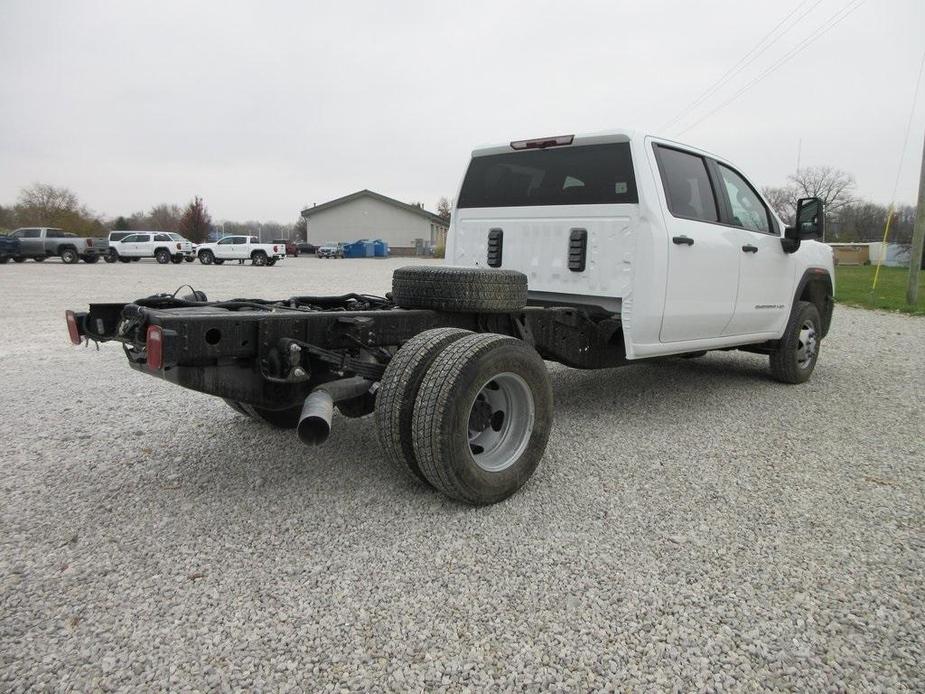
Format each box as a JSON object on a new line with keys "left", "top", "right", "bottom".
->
{"left": 106, "top": 231, "right": 195, "bottom": 264}
{"left": 10, "top": 227, "right": 109, "bottom": 263}
{"left": 196, "top": 236, "right": 286, "bottom": 266}
{"left": 0, "top": 234, "right": 21, "bottom": 263}
{"left": 67, "top": 129, "right": 834, "bottom": 505}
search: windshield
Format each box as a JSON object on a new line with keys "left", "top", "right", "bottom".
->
{"left": 457, "top": 142, "right": 638, "bottom": 208}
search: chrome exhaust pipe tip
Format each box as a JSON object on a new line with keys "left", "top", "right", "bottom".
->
{"left": 297, "top": 390, "right": 334, "bottom": 446}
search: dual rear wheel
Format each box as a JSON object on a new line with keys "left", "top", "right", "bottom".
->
{"left": 376, "top": 328, "right": 553, "bottom": 505}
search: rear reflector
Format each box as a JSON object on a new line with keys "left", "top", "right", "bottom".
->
{"left": 510, "top": 134, "right": 574, "bottom": 150}
{"left": 146, "top": 325, "right": 163, "bottom": 370}
{"left": 65, "top": 310, "right": 81, "bottom": 345}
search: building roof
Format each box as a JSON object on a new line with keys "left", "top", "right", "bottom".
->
{"left": 301, "top": 189, "right": 448, "bottom": 226}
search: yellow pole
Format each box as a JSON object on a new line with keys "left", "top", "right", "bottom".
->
{"left": 871, "top": 206, "right": 894, "bottom": 292}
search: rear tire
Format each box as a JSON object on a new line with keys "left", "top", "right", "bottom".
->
{"left": 392, "top": 266, "right": 528, "bottom": 313}
{"left": 769, "top": 301, "right": 821, "bottom": 384}
{"left": 81, "top": 255, "right": 100, "bottom": 264}
{"left": 375, "top": 327, "right": 472, "bottom": 484}
{"left": 252, "top": 251, "right": 268, "bottom": 266}
{"left": 170, "top": 255, "right": 183, "bottom": 264}
{"left": 266, "top": 258, "right": 277, "bottom": 266}
{"left": 184, "top": 256, "right": 195, "bottom": 262}
{"left": 412, "top": 333, "right": 553, "bottom": 505}
{"left": 155, "top": 249, "right": 171, "bottom": 264}
{"left": 60, "top": 248, "right": 79, "bottom": 264}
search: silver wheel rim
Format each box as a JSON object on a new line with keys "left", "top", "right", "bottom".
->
{"left": 796, "top": 319, "right": 817, "bottom": 368}
{"left": 467, "top": 372, "right": 535, "bottom": 472}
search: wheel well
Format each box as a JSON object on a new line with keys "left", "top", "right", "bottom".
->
{"left": 251, "top": 249, "right": 267, "bottom": 258}
{"left": 154, "top": 246, "right": 170, "bottom": 254}
{"left": 58, "top": 245, "right": 77, "bottom": 253}
{"left": 799, "top": 276, "right": 834, "bottom": 338}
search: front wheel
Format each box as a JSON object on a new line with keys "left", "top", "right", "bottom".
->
{"left": 170, "top": 255, "right": 183, "bottom": 264}
{"left": 198, "top": 250, "right": 214, "bottom": 265}
{"left": 769, "top": 301, "right": 821, "bottom": 384}
{"left": 412, "top": 333, "right": 553, "bottom": 505}
{"left": 104, "top": 251, "right": 117, "bottom": 263}
{"left": 60, "top": 248, "right": 79, "bottom": 264}
{"left": 266, "top": 258, "right": 277, "bottom": 266}
{"left": 184, "top": 256, "right": 195, "bottom": 263}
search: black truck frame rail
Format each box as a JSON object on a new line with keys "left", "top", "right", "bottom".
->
{"left": 68, "top": 291, "right": 630, "bottom": 412}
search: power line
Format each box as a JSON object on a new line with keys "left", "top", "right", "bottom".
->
{"left": 661, "top": 0, "right": 824, "bottom": 133}
{"left": 888, "top": 48, "right": 925, "bottom": 206}
{"left": 677, "top": 0, "right": 866, "bottom": 137}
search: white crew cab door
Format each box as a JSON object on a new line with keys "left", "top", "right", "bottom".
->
{"left": 651, "top": 143, "right": 740, "bottom": 343}
{"left": 712, "top": 162, "right": 795, "bottom": 336}
{"left": 215, "top": 238, "right": 235, "bottom": 258}
{"left": 120, "top": 233, "right": 145, "bottom": 256}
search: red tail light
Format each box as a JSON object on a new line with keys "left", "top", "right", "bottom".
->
{"left": 146, "top": 325, "right": 163, "bottom": 370}
{"left": 273, "top": 245, "right": 278, "bottom": 253}
{"left": 65, "top": 310, "right": 81, "bottom": 345}
{"left": 176, "top": 243, "right": 181, "bottom": 250}
{"left": 86, "top": 238, "right": 94, "bottom": 247}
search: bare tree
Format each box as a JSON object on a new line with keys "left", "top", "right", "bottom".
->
{"left": 14, "top": 183, "right": 104, "bottom": 236}
{"left": 788, "top": 166, "right": 855, "bottom": 215}
{"left": 178, "top": 197, "right": 212, "bottom": 243}
{"left": 147, "top": 204, "right": 183, "bottom": 231}
{"left": 293, "top": 215, "right": 307, "bottom": 242}
{"left": 761, "top": 185, "right": 797, "bottom": 225}
{"left": 436, "top": 196, "right": 451, "bottom": 221}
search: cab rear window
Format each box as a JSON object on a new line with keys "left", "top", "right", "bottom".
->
{"left": 457, "top": 142, "right": 638, "bottom": 208}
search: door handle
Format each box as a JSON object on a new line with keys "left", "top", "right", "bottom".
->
{"left": 672, "top": 235, "right": 694, "bottom": 246}
{"left": 742, "top": 244, "right": 758, "bottom": 253}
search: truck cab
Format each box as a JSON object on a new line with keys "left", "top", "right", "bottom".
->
{"left": 447, "top": 130, "right": 834, "bottom": 360}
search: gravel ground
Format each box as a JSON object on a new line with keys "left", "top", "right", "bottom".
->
{"left": 1, "top": 257, "right": 923, "bottom": 691}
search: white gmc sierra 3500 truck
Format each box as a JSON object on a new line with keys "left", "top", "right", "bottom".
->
{"left": 68, "top": 130, "right": 834, "bottom": 505}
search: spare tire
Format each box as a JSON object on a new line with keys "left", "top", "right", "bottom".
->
{"left": 392, "top": 266, "right": 527, "bottom": 313}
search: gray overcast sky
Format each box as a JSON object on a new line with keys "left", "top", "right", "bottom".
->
{"left": 1, "top": 0, "right": 924, "bottom": 222}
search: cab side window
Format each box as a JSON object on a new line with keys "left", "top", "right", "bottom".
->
{"left": 717, "top": 165, "right": 771, "bottom": 233}
{"left": 154, "top": 234, "right": 171, "bottom": 242}
{"left": 655, "top": 146, "right": 718, "bottom": 223}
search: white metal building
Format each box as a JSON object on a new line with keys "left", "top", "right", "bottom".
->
{"left": 300, "top": 190, "right": 448, "bottom": 253}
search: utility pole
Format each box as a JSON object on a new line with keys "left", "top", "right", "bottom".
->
{"left": 907, "top": 132, "right": 925, "bottom": 305}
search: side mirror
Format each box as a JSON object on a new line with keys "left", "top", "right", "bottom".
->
{"left": 782, "top": 197, "right": 824, "bottom": 253}
{"left": 794, "top": 197, "right": 824, "bottom": 239}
